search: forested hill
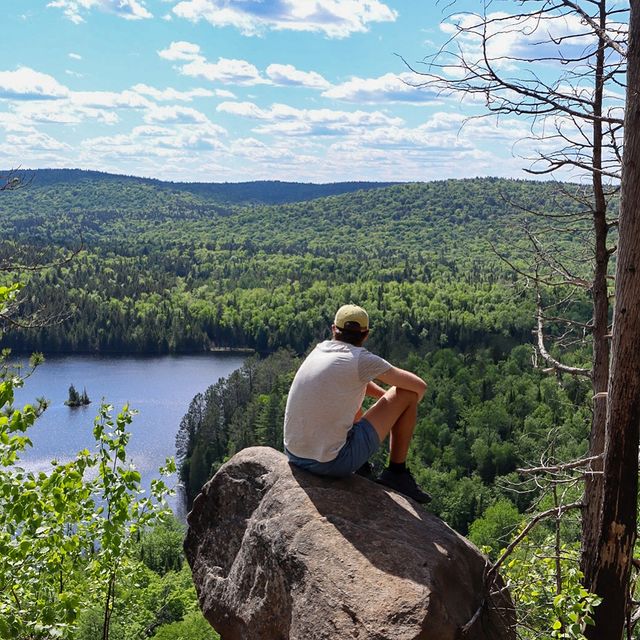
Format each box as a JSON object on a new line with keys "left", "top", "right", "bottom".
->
{"left": 4, "top": 170, "right": 597, "bottom": 561}
{"left": 2, "top": 174, "right": 591, "bottom": 355}
{"left": 10, "top": 168, "right": 398, "bottom": 205}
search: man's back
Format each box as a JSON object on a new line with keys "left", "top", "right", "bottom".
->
{"left": 283, "top": 340, "right": 390, "bottom": 462}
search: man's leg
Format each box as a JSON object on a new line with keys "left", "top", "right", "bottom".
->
{"left": 362, "top": 387, "right": 430, "bottom": 503}
{"left": 362, "top": 387, "right": 418, "bottom": 463}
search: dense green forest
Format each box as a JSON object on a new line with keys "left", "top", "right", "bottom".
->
{"left": 2, "top": 171, "right": 590, "bottom": 356}
{"left": 2, "top": 170, "right": 602, "bottom": 638}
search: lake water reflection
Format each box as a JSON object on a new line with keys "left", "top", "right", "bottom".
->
{"left": 12, "top": 353, "right": 246, "bottom": 517}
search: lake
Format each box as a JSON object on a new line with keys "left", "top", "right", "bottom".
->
{"left": 11, "top": 353, "right": 246, "bottom": 517}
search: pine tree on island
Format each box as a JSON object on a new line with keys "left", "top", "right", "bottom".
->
{"left": 65, "top": 384, "right": 91, "bottom": 407}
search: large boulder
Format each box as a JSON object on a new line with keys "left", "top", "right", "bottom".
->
{"left": 184, "top": 446, "right": 515, "bottom": 640}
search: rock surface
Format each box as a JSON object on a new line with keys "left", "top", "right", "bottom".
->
{"left": 185, "top": 446, "right": 515, "bottom": 640}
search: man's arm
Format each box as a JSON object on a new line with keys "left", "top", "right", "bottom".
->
{"left": 376, "top": 366, "right": 427, "bottom": 401}
{"left": 354, "top": 381, "right": 386, "bottom": 421}
{"left": 365, "top": 380, "right": 386, "bottom": 399}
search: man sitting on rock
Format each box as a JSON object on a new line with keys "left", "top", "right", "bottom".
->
{"left": 284, "top": 304, "right": 430, "bottom": 503}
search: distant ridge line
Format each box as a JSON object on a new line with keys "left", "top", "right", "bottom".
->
{"left": 8, "top": 167, "right": 400, "bottom": 187}
{"left": 7, "top": 168, "right": 402, "bottom": 206}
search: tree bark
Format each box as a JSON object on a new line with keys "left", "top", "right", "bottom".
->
{"left": 586, "top": 4, "right": 640, "bottom": 637}
{"left": 582, "top": 0, "right": 611, "bottom": 592}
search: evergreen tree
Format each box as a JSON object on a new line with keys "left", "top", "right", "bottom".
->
{"left": 65, "top": 383, "right": 81, "bottom": 407}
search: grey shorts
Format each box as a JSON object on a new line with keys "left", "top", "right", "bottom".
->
{"left": 286, "top": 418, "right": 381, "bottom": 478}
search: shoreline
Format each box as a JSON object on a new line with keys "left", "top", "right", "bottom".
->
{"left": 5, "top": 346, "right": 257, "bottom": 358}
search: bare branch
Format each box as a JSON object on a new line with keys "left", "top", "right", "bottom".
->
{"left": 0, "top": 168, "right": 33, "bottom": 192}
{"left": 536, "top": 293, "right": 592, "bottom": 377}
{"left": 559, "top": 0, "right": 628, "bottom": 56}
{"left": 0, "top": 240, "right": 84, "bottom": 273}
{"left": 518, "top": 455, "right": 602, "bottom": 475}
{"left": 489, "top": 501, "right": 585, "bottom": 579}
{"left": 461, "top": 499, "right": 584, "bottom": 636}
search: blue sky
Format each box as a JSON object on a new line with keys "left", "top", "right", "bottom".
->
{"left": 0, "top": 0, "right": 624, "bottom": 183}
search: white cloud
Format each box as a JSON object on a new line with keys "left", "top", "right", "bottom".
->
{"left": 171, "top": 0, "right": 397, "bottom": 38}
{"left": 355, "top": 126, "right": 448, "bottom": 150}
{"left": 47, "top": 0, "right": 87, "bottom": 24}
{"left": 158, "top": 41, "right": 202, "bottom": 62}
{"left": 254, "top": 121, "right": 317, "bottom": 136}
{"left": 133, "top": 125, "right": 174, "bottom": 137}
{"left": 143, "top": 105, "right": 212, "bottom": 125}
{"left": 72, "top": 90, "right": 152, "bottom": 109}
{"left": 112, "top": 0, "right": 153, "bottom": 20}
{"left": 214, "top": 89, "right": 236, "bottom": 99}
{"left": 68, "top": 52, "right": 82, "bottom": 60}
{"left": 0, "top": 84, "right": 155, "bottom": 126}
{"left": 159, "top": 42, "right": 269, "bottom": 86}
{"left": 47, "top": 0, "right": 152, "bottom": 23}
{"left": 0, "top": 75, "right": 222, "bottom": 140}
{"left": 229, "top": 137, "right": 295, "bottom": 162}
{"left": 81, "top": 122, "right": 227, "bottom": 164}
{"left": 82, "top": 133, "right": 169, "bottom": 158}
{"left": 323, "top": 72, "right": 438, "bottom": 104}
{"left": 12, "top": 100, "right": 119, "bottom": 125}
{"left": 217, "top": 101, "right": 265, "bottom": 119}
{"left": 439, "top": 11, "right": 599, "bottom": 69}
{"left": 266, "top": 64, "right": 330, "bottom": 90}
{"left": 217, "top": 100, "right": 403, "bottom": 136}
{"left": 6, "top": 130, "right": 72, "bottom": 152}
{"left": 0, "top": 112, "right": 33, "bottom": 133}
{"left": 411, "top": 107, "right": 619, "bottom": 183}
{"left": 180, "top": 57, "right": 268, "bottom": 85}
{"left": 213, "top": 107, "right": 534, "bottom": 181}
{"left": 132, "top": 84, "right": 214, "bottom": 102}
{"left": 0, "top": 67, "right": 69, "bottom": 100}
{"left": 0, "top": 108, "right": 536, "bottom": 182}
{"left": 410, "top": 111, "right": 533, "bottom": 153}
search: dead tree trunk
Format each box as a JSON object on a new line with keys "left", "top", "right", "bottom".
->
{"left": 586, "top": 4, "right": 640, "bottom": 637}
{"left": 581, "top": 0, "right": 612, "bottom": 592}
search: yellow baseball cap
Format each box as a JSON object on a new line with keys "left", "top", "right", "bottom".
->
{"left": 334, "top": 304, "right": 369, "bottom": 332}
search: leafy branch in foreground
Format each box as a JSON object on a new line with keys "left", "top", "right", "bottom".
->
{"left": 91, "top": 405, "right": 176, "bottom": 640}
{"left": 502, "top": 539, "right": 601, "bottom": 640}
{"left": 0, "top": 333, "right": 175, "bottom": 639}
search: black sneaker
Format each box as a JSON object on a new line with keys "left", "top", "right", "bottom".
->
{"left": 376, "top": 468, "right": 432, "bottom": 504}
{"left": 355, "top": 461, "right": 376, "bottom": 481}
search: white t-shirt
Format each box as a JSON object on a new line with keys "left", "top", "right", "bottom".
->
{"left": 283, "top": 340, "right": 391, "bottom": 462}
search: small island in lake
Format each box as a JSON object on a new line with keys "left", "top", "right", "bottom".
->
{"left": 65, "top": 384, "right": 91, "bottom": 408}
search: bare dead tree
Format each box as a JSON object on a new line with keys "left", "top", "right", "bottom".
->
{"left": 409, "top": 1, "right": 632, "bottom": 637}
{"left": 588, "top": 4, "right": 640, "bottom": 637}
{"left": 0, "top": 168, "right": 32, "bottom": 192}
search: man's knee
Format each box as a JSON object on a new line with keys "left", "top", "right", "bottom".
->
{"left": 394, "top": 387, "right": 419, "bottom": 404}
